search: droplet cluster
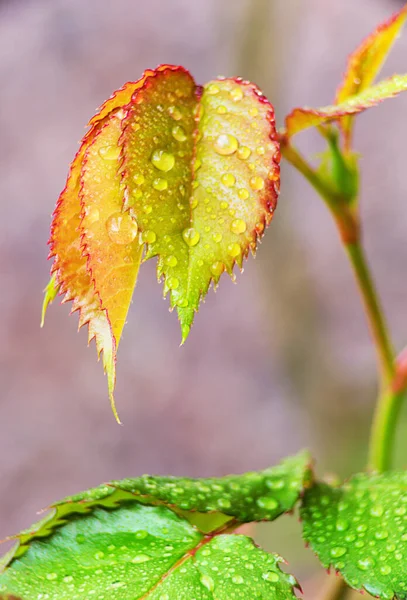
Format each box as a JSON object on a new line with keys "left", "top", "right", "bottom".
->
{"left": 301, "top": 473, "right": 407, "bottom": 599}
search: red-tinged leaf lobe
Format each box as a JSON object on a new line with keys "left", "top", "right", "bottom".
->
{"left": 47, "top": 138, "right": 120, "bottom": 419}
{"left": 336, "top": 4, "right": 407, "bottom": 146}
{"left": 80, "top": 111, "right": 143, "bottom": 350}
{"left": 283, "top": 73, "right": 407, "bottom": 138}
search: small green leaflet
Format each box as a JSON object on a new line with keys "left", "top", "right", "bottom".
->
{"left": 0, "top": 452, "right": 311, "bottom": 599}
{"left": 301, "top": 472, "right": 407, "bottom": 599}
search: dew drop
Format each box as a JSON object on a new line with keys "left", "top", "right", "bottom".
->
{"left": 238, "top": 188, "right": 250, "bottom": 200}
{"left": 380, "top": 565, "right": 392, "bottom": 576}
{"left": 375, "top": 529, "right": 389, "bottom": 540}
{"left": 133, "top": 173, "right": 145, "bottom": 185}
{"left": 227, "top": 243, "right": 241, "bottom": 258}
{"left": 46, "top": 573, "right": 58, "bottom": 581}
{"left": 256, "top": 496, "right": 279, "bottom": 511}
{"left": 330, "top": 547, "right": 347, "bottom": 558}
{"left": 237, "top": 146, "right": 251, "bottom": 160}
{"left": 177, "top": 298, "right": 188, "bottom": 308}
{"left": 182, "top": 227, "right": 200, "bottom": 247}
{"left": 213, "top": 232, "right": 222, "bottom": 243}
{"left": 230, "top": 87, "right": 243, "bottom": 101}
{"left": 218, "top": 498, "right": 231, "bottom": 509}
{"left": 357, "top": 558, "right": 374, "bottom": 571}
{"left": 98, "top": 145, "right": 120, "bottom": 161}
{"left": 221, "top": 173, "right": 236, "bottom": 187}
{"left": 207, "top": 84, "right": 220, "bottom": 95}
{"left": 232, "top": 575, "right": 244, "bottom": 584}
{"left": 63, "top": 575, "right": 73, "bottom": 583}
{"left": 231, "top": 219, "right": 247, "bottom": 234}
{"left": 153, "top": 177, "right": 168, "bottom": 191}
{"left": 214, "top": 134, "right": 239, "bottom": 156}
{"left": 151, "top": 150, "right": 175, "bottom": 172}
{"left": 250, "top": 176, "right": 264, "bottom": 191}
{"left": 106, "top": 212, "right": 138, "bottom": 244}
{"left": 200, "top": 574, "right": 214, "bottom": 592}
{"left": 211, "top": 261, "right": 224, "bottom": 277}
{"left": 256, "top": 146, "right": 266, "bottom": 156}
{"left": 167, "top": 277, "right": 179, "bottom": 290}
{"left": 136, "top": 530, "right": 148, "bottom": 539}
{"left": 168, "top": 106, "right": 182, "bottom": 120}
{"left": 370, "top": 505, "right": 384, "bottom": 518}
{"left": 166, "top": 255, "right": 178, "bottom": 267}
{"left": 142, "top": 230, "right": 157, "bottom": 244}
{"left": 86, "top": 207, "right": 100, "bottom": 224}
{"left": 172, "top": 125, "right": 187, "bottom": 142}
{"left": 217, "top": 105, "right": 227, "bottom": 114}
{"left": 249, "top": 107, "right": 259, "bottom": 117}
{"left": 143, "top": 204, "right": 153, "bottom": 214}
{"left": 220, "top": 201, "right": 228, "bottom": 210}
{"left": 190, "top": 197, "right": 198, "bottom": 209}
{"left": 336, "top": 519, "right": 350, "bottom": 532}
{"left": 131, "top": 554, "right": 151, "bottom": 564}
{"left": 262, "top": 571, "right": 279, "bottom": 583}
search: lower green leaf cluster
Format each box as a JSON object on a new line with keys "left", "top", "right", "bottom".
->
{"left": 4, "top": 452, "right": 407, "bottom": 600}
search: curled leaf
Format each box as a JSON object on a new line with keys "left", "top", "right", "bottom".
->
{"left": 44, "top": 65, "right": 280, "bottom": 417}
{"left": 336, "top": 3, "right": 407, "bottom": 145}
{"left": 283, "top": 73, "right": 407, "bottom": 138}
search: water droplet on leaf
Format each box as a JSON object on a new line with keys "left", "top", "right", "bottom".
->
{"left": 98, "top": 145, "right": 120, "bottom": 161}
{"left": 231, "top": 219, "right": 247, "bottom": 234}
{"left": 151, "top": 150, "right": 175, "bottom": 172}
{"left": 182, "top": 227, "right": 200, "bottom": 247}
{"left": 106, "top": 212, "right": 138, "bottom": 245}
{"left": 153, "top": 177, "right": 168, "bottom": 191}
{"left": 214, "top": 134, "right": 238, "bottom": 156}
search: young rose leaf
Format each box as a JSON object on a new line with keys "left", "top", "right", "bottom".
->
{"left": 301, "top": 472, "right": 407, "bottom": 599}
{"left": 44, "top": 65, "right": 280, "bottom": 417}
{"left": 121, "top": 68, "right": 279, "bottom": 342}
{"left": 283, "top": 73, "right": 407, "bottom": 138}
{"left": 0, "top": 453, "right": 310, "bottom": 599}
{"left": 336, "top": 4, "right": 407, "bottom": 145}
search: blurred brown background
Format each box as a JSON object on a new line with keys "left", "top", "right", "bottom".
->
{"left": 1, "top": 0, "right": 407, "bottom": 596}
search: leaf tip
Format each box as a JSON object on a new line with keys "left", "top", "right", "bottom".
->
{"left": 41, "top": 275, "right": 59, "bottom": 328}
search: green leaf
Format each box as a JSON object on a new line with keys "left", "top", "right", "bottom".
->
{"left": 301, "top": 473, "right": 407, "bottom": 599}
{"left": 0, "top": 453, "right": 310, "bottom": 599}
{"left": 0, "top": 505, "right": 298, "bottom": 600}
{"left": 283, "top": 73, "right": 407, "bottom": 139}
{"left": 44, "top": 65, "right": 280, "bottom": 418}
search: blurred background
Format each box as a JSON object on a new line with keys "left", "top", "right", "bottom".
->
{"left": 1, "top": 0, "right": 407, "bottom": 596}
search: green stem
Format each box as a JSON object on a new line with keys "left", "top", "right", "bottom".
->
{"left": 281, "top": 139, "right": 400, "bottom": 474}
{"left": 344, "top": 243, "right": 395, "bottom": 387}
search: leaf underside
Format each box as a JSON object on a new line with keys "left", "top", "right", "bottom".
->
{"left": 301, "top": 472, "right": 407, "bottom": 599}
{"left": 0, "top": 452, "right": 310, "bottom": 599}
{"left": 44, "top": 65, "right": 280, "bottom": 418}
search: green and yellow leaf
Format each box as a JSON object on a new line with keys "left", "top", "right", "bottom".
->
{"left": 283, "top": 73, "right": 407, "bottom": 139}
{"left": 44, "top": 65, "right": 280, "bottom": 417}
{"left": 336, "top": 3, "right": 407, "bottom": 145}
